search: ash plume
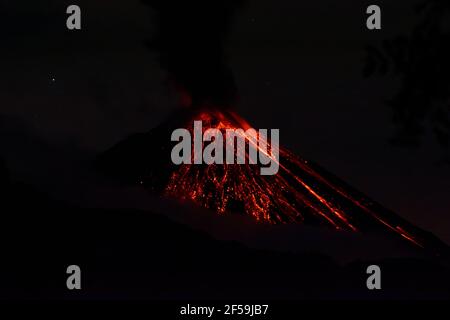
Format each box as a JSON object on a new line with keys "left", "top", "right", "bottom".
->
{"left": 143, "top": 0, "right": 244, "bottom": 109}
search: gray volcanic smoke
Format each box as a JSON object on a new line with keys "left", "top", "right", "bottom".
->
{"left": 143, "top": 0, "right": 243, "bottom": 109}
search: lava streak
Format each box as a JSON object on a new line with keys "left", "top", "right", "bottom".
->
{"left": 164, "top": 109, "right": 424, "bottom": 247}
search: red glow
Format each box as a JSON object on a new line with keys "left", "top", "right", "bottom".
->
{"left": 163, "top": 109, "right": 425, "bottom": 248}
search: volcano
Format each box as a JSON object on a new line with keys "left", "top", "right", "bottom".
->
{"left": 96, "top": 107, "right": 448, "bottom": 254}
{"left": 95, "top": 0, "right": 448, "bottom": 255}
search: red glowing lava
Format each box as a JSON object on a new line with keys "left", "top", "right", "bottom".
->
{"left": 164, "top": 109, "right": 425, "bottom": 247}
{"left": 97, "top": 107, "right": 449, "bottom": 252}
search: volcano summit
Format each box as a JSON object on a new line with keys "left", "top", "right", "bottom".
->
{"left": 96, "top": 107, "right": 448, "bottom": 255}
{"left": 171, "top": 119, "right": 280, "bottom": 175}
{"left": 96, "top": 0, "right": 448, "bottom": 256}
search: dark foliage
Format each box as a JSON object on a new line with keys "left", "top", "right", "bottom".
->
{"left": 364, "top": 0, "right": 450, "bottom": 158}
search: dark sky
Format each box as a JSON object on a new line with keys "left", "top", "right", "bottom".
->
{"left": 1, "top": 0, "right": 449, "bottom": 243}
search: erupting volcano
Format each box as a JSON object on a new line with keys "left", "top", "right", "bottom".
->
{"left": 97, "top": 106, "right": 447, "bottom": 253}
{"left": 97, "top": 0, "right": 447, "bottom": 255}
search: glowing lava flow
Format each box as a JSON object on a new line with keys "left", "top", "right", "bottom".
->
{"left": 163, "top": 109, "right": 424, "bottom": 247}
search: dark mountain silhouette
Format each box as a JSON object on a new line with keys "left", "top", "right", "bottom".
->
{"left": 1, "top": 155, "right": 450, "bottom": 299}
{"left": 1, "top": 0, "right": 449, "bottom": 302}
{"left": 95, "top": 107, "right": 449, "bottom": 256}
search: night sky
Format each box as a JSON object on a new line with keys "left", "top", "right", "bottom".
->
{"left": 1, "top": 0, "right": 449, "bottom": 244}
